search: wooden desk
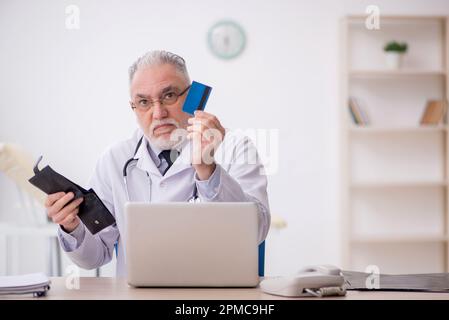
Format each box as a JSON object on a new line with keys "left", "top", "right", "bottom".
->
{"left": 2, "top": 277, "right": 449, "bottom": 300}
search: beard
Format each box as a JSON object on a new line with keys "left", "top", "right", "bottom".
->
{"left": 147, "top": 118, "right": 187, "bottom": 150}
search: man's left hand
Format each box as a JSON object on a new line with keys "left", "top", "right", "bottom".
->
{"left": 187, "top": 110, "right": 225, "bottom": 180}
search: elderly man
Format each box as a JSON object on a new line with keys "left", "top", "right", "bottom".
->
{"left": 44, "top": 50, "right": 270, "bottom": 276}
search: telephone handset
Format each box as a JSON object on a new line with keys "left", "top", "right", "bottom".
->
{"left": 298, "top": 264, "right": 342, "bottom": 276}
{"left": 260, "top": 264, "right": 347, "bottom": 298}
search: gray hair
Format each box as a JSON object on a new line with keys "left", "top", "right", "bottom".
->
{"left": 128, "top": 50, "right": 190, "bottom": 85}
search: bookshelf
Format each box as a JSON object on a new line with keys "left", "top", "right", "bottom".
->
{"left": 340, "top": 16, "right": 449, "bottom": 274}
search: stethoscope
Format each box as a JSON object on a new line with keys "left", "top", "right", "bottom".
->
{"left": 122, "top": 135, "right": 198, "bottom": 203}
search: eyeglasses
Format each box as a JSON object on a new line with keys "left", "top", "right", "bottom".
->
{"left": 131, "top": 85, "right": 191, "bottom": 112}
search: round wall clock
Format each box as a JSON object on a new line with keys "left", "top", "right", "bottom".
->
{"left": 207, "top": 20, "right": 246, "bottom": 60}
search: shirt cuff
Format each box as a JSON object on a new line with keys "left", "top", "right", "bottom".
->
{"left": 58, "top": 222, "right": 86, "bottom": 252}
{"left": 195, "top": 164, "right": 221, "bottom": 200}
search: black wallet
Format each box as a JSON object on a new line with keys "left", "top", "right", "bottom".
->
{"left": 28, "top": 156, "right": 116, "bottom": 235}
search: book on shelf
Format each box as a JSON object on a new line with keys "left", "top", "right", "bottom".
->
{"left": 348, "top": 97, "right": 369, "bottom": 126}
{"left": 420, "top": 100, "right": 447, "bottom": 125}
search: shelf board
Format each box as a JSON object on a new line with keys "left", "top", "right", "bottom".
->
{"left": 351, "top": 234, "right": 447, "bottom": 244}
{"left": 349, "top": 70, "right": 446, "bottom": 78}
{"left": 349, "top": 126, "right": 447, "bottom": 134}
{"left": 351, "top": 181, "right": 448, "bottom": 188}
{"left": 347, "top": 15, "right": 447, "bottom": 23}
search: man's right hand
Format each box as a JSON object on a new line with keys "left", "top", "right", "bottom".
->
{"left": 45, "top": 192, "right": 84, "bottom": 233}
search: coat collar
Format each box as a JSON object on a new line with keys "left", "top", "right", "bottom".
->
{"left": 134, "top": 135, "right": 192, "bottom": 178}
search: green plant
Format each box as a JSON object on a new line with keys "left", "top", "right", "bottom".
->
{"left": 384, "top": 41, "right": 408, "bottom": 53}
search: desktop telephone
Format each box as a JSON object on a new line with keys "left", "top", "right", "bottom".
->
{"left": 260, "top": 265, "right": 347, "bottom": 298}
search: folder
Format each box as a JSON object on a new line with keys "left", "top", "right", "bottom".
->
{"left": 343, "top": 270, "right": 449, "bottom": 292}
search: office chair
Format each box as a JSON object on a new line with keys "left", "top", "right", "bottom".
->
{"left": 258, "top": 241, "right": 265, "bottom": 277}
{"left": 113, "top": 241, "right": 266, "bottom": 277}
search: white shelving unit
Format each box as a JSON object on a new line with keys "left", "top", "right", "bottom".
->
{"left": 349, "top": 126, "right": 447, "bottom": 134}
{"left": 349, "top": 70, "right": 446, "bottom": 78}
{"left": 340, "top": 16, "right": 449, "bottom": 274}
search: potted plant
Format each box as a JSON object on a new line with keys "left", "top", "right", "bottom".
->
{"left": 383, "top": 41, "right": 408, "bottom": 69}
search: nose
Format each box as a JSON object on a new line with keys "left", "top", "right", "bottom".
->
{"left": 152, "top": 101, "right": 168, "bottom": 120}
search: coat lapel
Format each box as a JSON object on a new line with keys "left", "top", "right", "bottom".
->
{"left": 135, "top": 137, "right": 162, "bottom": 177}
{"left": 163, "top": 139, "right": 193, "bottom": 178}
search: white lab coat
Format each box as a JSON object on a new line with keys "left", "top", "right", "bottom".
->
{"left": 58, "top": 128, "right": 270, "bottom": 276}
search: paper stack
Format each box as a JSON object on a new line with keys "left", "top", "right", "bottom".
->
{"left": 0, "top": 273, "right": 51, "bottom": 297}
{"left": 343, "top": 270, "right": 449, "bottom": 292}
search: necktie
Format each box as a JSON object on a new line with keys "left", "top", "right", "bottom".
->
{"left": 158, "top": 150, "right": 179, "bottom": 175}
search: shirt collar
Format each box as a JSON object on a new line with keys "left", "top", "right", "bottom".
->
{"left": 134, "top": 135, "right": 189, "bottom": 176}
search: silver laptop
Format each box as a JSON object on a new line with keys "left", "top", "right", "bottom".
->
{"left": 124, "top": 202, "right": 260, "bottom": 287}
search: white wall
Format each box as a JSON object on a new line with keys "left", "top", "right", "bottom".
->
{"left": 1, "top": 0, "right": 449, "bottom": 276}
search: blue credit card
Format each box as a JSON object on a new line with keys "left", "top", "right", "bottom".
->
{"left": 182, "top": 81, "right": 212, "bottom": 115}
